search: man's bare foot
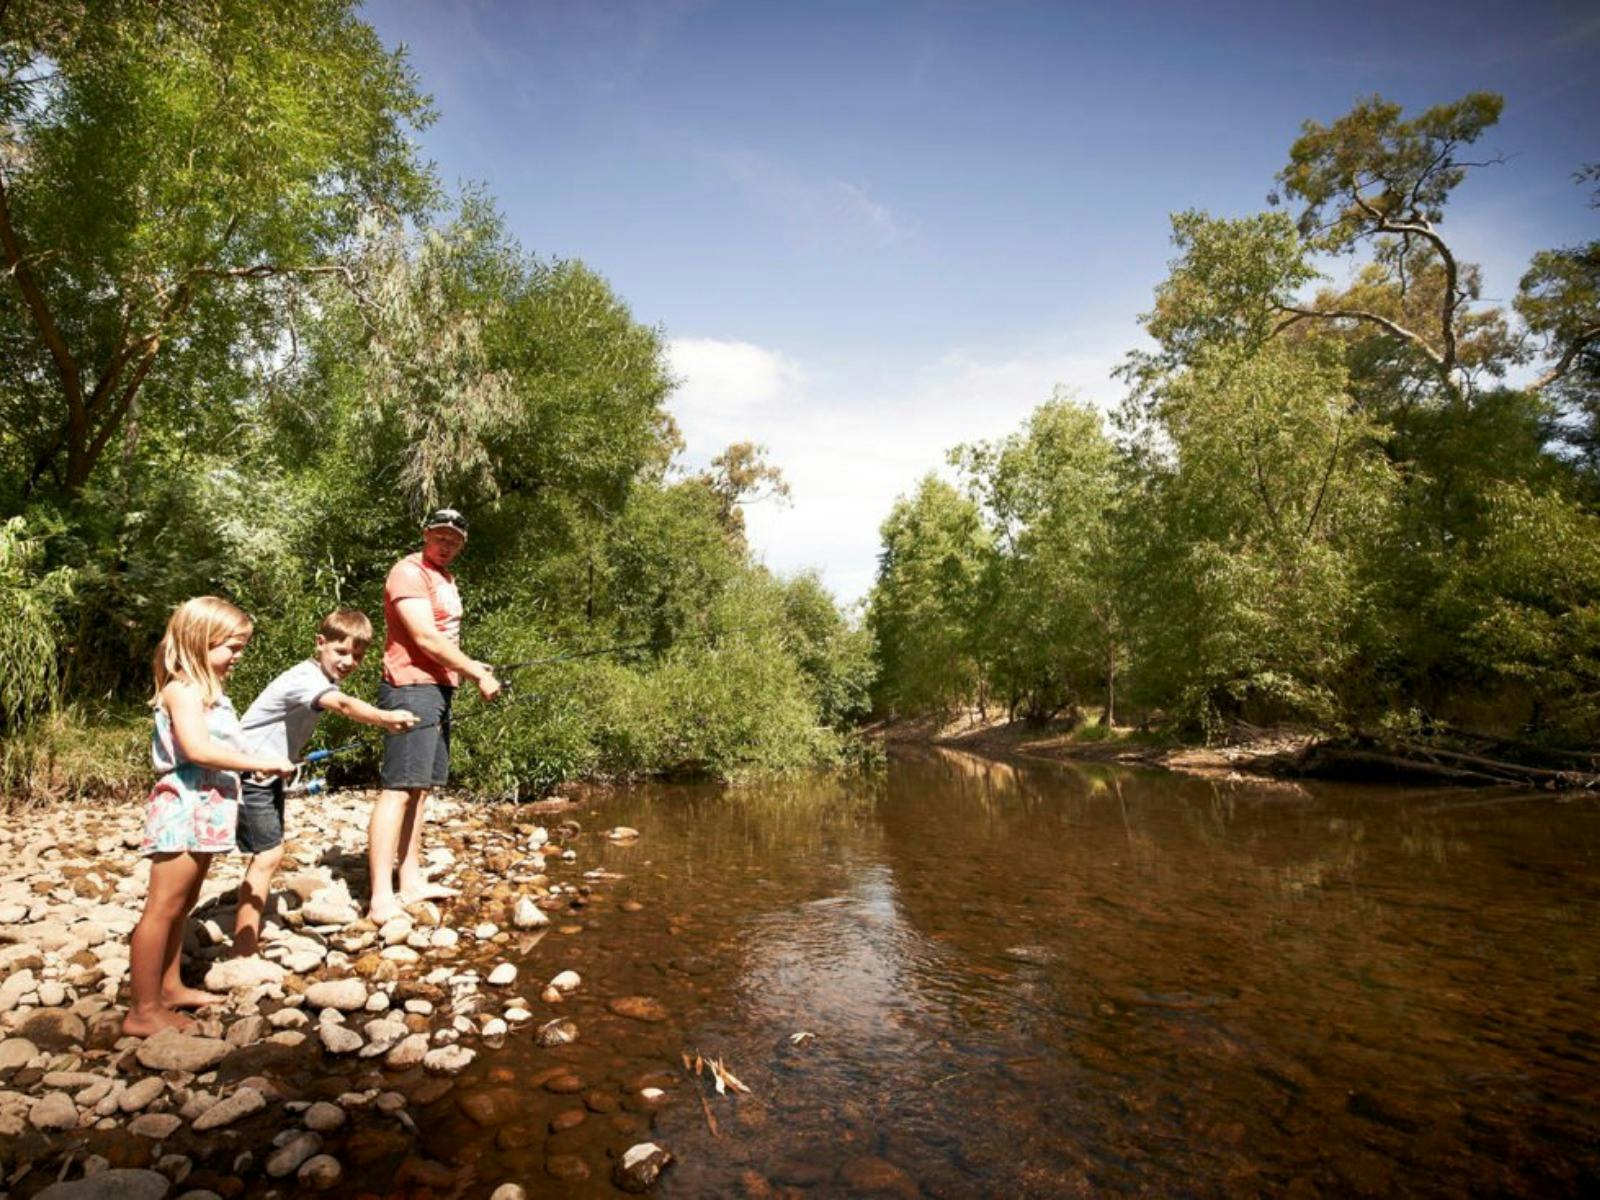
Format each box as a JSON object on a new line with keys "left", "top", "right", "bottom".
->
{"left": 367, "top": 896, "right": 406, "bottom": 924}
{"left": 122, "top": 1007, "right": 195, "bottom": 1037}
{"left": 399, "top": 881, "right": 459, "bottom": 903}
{"left": 162, "top": 985, "right": 224, "bottom": 1009}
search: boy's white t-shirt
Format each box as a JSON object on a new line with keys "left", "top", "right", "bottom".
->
{"left": 239, "top": 660, "right": 338, "bottom": 762}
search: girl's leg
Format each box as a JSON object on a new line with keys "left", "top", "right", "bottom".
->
{"left": 232, "top": 844, "right": 284, "bottom": 957}
{"left": 398, "top": 790, "right": 457, "bottom": 902}
{"left": 126, "top": 853, "right": 205, "bottom": 1035}
{"left": 160, "top": 852, "right": 224, "bottom": 1009}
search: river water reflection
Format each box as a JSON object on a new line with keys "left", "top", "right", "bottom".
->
{"left": 449, "top": 748, "right": 1600, "bottom": 1197}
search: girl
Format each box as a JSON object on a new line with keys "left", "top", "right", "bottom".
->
{"left": 125, "top": 597, "right": 293, "bottom": 1037}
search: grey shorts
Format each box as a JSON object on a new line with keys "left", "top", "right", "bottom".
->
{"left": 379, "top": 681, "right": 454, "bottom": 789}
{"left": 237, "top": 777, "right": 286, "bottom": 854}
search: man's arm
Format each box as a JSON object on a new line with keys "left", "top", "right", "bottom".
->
{"left": 393, "top": 596, "right": 502, "bottom": 700}
{"left": 320, "top": 690, "right": 419, "bottom": 732}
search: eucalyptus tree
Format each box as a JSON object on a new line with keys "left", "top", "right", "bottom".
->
{"left": 0, "top": 0, "right": 435, "bottom": 502}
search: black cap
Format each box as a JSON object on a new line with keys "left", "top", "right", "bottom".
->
{"left": 423, "top": 507, "right": 469, "bottom": 535}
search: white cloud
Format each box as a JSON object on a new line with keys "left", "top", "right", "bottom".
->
{"left": 665, "top": 333, "right": 1126, "bottom": 605}
{"left": 706, "top": 149, "right": 913, "bottom": 248}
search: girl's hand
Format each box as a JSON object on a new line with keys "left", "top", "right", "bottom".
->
{"left": 381, "top": 709, "right": 419, "bottom": 734}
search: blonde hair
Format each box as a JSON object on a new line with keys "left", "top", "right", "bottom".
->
{"left": 151, "top": 596, "right": 253, "bottom": 708}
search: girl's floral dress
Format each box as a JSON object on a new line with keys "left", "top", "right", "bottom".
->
{"left": 140, "top": 692, "right": 243, "bottom": 855}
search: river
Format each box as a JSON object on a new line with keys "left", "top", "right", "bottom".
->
{"left": 420, "top": 746, "right": 1600, "bottom": 1197}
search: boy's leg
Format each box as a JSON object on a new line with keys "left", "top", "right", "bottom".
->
{"left": 162, "top": 853, "right": 223, "bottom": 1008}
{"left": 126, "top": 852, "right": 205, "bottom": 1035}
{"left": 233, "top": 776, "right": 286, "bottom": 957}
{"left": 367, "top": 787, "right": 417, "bottom": 922}
{"left": 233, "top": 844, "right": 284, "bottom": 957}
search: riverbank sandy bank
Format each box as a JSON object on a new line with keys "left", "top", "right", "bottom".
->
{"left": 0, "top": 788, "right": 682, "bottom": 1198}
{"left": 867, "top": 712, "right": 1316, "bottom": 781}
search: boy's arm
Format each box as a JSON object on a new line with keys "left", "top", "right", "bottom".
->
{"left": 319, "top": 689, "right": 418, "bottom": 733}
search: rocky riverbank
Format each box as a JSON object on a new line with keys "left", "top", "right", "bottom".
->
{"left": 0, "top": 790, "right": 675, "bottom": 1198}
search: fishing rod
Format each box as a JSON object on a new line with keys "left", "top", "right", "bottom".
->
{"left": 491, "top": 624, "right": 759, "bottom": 675}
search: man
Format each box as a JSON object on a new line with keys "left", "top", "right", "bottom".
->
{"left": 367, "top": 507, "right": 500, "bottom": 922}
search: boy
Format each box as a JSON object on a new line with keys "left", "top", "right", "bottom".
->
{"left": 231, "top": 608, "right": 417, "bottom": 956}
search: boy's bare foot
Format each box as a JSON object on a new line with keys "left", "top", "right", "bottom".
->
{"left": 122, "top": 1007, "right": 195, "bottom": 1037}
{"left": 367, "top": 896, "right": 406, "bottom": 924}
{"left": 162, "top": 985, "right": 225, "bottom": 1009}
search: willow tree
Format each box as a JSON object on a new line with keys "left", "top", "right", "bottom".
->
{"left": 0, "top": 0, "right": 435, "bottom": 501}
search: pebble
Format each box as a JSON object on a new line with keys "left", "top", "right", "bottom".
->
{"left": 487, "top": 963, "right": 517, "bottom": 986}
{"left": 608, "top": 995, "right": 669, "bottom": 1022}
{"left": 475, "top": 922, "right": 499, "bottom": 939}
{"left": 29, "top": 1091, "right": 78, "bottom": 1130}
{"left": 304, "top": 1101, "right": 346, "bottom": 1131}
{"left": 203, "top": 956, "right": 286, "bottom": 991}
{"left": 384, "top": 1033, "right": 430, "bottom": 1070}
{"left": 513, "top": 897, "right": 550, "bottom": 929}
{"left": 424, "top": 1045, "right": 476, "bottom": 1074}
{"left": 0, "top": 1036, "right": 39, "bottom": 1070}
{"left": 549, "top": 969, "right": 581, "bottom": 993}
{"left": 128, "top": 1112, "right": 183, "bottom": 1139}
{"left": 490, "top": 1186, "right": 529, "bottom": 1200}
{"left": 305, "top": 979, "right": 368, "bottom": 1011}
{"left": 119, "top": 1076, "right": 166, "bottom": 1112}
{"left": 266, "top": 1131, "right": 323, "bottom": 1177}
{"left": 535, "top": 1018, "right": 579, "bottom": 1047}
{"left": 135, "top": 1029, "right": 230, "bottom": 1072}
{"left": 192, "top": 1086, "right": 265, "bottom": 1131}
{"left": 319, "top": 1023, "right": 364, "bottom": 1054}
{"left": 298, "top": 1154, "right": 342, "bottom": 1190}
{"left": 32, "top": 1169, "right": 171, "bottom": 1200}
{"left": 37, "top": 980, "right": 67, "bottom": 1006}
{"left": 614, "top": 1142, "right": 675, "bottom": 1193}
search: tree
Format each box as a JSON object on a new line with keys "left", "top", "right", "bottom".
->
{"left": 867, "top": 475, "right": 989, "bottom": 715}
{"left": 953, "top": 395, "right": 1124, "bottom": 723}
{"left": 0, "top": 0, "right": 435, "bottom": 500}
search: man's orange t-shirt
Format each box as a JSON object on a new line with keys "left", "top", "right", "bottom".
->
{"left": 383, "top": 552, "right": 464, "bottom": 686}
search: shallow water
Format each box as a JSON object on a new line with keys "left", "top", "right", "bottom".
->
{"left": 440, "top": 748, "right": 1600, "bottom": 1197}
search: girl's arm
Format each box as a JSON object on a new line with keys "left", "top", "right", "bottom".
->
{"left": 319, "top": 690, "right": 419, "bottom": 734}
{"left": 163, "top": 682, "right": 294, "bottom": 776}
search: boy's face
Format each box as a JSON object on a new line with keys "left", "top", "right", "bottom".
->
{"left": 315, "top": 635, "right": 365, "bottom": 681}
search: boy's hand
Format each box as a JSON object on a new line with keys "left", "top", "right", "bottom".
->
{"left": 473, "top": 663, "right": 501, "bottom": 702}
{"left": 259, "top": 757, "right": 296, "bottom": 778}
{"left": 381, "top": 709, "right": 419, "bottom": 734}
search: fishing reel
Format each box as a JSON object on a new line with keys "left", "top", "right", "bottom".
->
{"left": 246, "top": 760, "right": 328, "bottom": 798}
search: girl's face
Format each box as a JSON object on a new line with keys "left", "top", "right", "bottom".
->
{"left": 209, "top": 631, "right": 251, "bottom": 677}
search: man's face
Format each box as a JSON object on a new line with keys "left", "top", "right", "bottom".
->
{"left": 315, "top": 635, "right": 364, "bottom": 681}
{"left": 422, "top": 525, "right": 467, "bottom": 567}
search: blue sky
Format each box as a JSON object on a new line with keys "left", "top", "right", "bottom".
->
{"left": 368, "top": 0, "right": 1600, "bottom": 602}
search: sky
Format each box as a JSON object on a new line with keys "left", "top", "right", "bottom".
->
{"left": 366, "top": 0, "right": 1600, "bottom": 604}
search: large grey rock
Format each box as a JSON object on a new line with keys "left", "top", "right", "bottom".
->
{"left": 297, "top": 1154, "right": 341, "bottom": 1191}
{"left": 305, "top": 979, "right": 368, "bottom": 1012}
{"left": 318, "top": 1023, "right": 363, "bottom": 1055}
{"left": 136, "top": 1030, "right": 229, "bottom": 1073}
{"left": 33, "top": 1168, "right": 172, "bottom": 1200}
{"left": 118, "top": 1076, "right": 166, "bottom": 1112}
{"left": 18, "top": 1008, "right": 87, "bottom": 1049}
{"left": 383, "top": 1033, "right": 429, "bottom": 1071}
{"left": 423, "top": 1045, "right": 475, "bottom": 1075}
{"left": 204, "top": 957, "right": 285, "bottom": 992}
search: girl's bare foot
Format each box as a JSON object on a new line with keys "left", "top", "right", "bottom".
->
{"left": 367, "top": 896, "right": 406, "bottom": 924}
{"left": 162, "top": 985, "right": 225, "bottom": 1009}
{"left": 122, "top": 1006, "right": 195, "bottom": 1037}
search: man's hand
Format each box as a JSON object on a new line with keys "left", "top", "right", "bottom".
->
{"left": 380, "top": 709, "right": 419, "bottom": 734}
{"left": 473, "top": 663, "right": 501, "bottom": 702}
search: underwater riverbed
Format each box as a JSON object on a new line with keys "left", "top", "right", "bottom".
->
{"left": 434, "top": 746, "right": 1600, "bottom": 1197}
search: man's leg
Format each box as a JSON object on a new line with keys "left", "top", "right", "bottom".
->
{"left": 398, "top": 788, "right": 458, "bottom": 901}
{"left": 367, "top": 787, "right": 419, "bottom": 922}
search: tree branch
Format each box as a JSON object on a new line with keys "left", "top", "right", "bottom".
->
{"left": 0, "top": 167, "right": 86, "bottom": 441}
{"left": 1531, "top": 325, "right": 1600, "bottom": 392}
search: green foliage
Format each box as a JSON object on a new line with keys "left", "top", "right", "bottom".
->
{"left": 867, "top": 476, "right": 989, "bottom": 715}
{"left": 0, "top": 517, "right": 73, "bottom": 728}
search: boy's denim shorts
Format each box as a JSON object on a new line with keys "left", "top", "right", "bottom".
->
{"left": 379, "top": 681, "right": 454, "bottom": 789}
{"left": 236, "top": 776, "right": 285, "bottom": 854}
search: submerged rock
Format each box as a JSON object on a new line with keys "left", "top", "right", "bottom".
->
{"left": 33, "top": 1169, "right": 172, "bottom": 1200}
{"left": 614, "top": 1142, "right": 674, "bottom": 1192}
